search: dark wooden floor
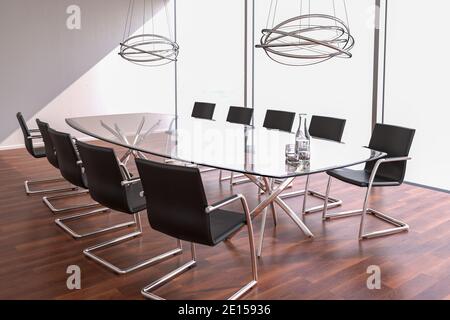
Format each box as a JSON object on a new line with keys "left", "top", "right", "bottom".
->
{"left": 0, "top": 143, "right": 449, "bottom": 300}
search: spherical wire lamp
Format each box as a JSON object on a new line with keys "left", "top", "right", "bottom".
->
{"left": 119, "top": 0, "right": 179, "bottom": 66}
{"left": 256, "top": 0, "right": 355, "bottom": 66}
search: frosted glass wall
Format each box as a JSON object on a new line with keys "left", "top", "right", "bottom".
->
{"left": 177, "top": 0, "right": 245, "bottom": 120}
{"left": 383, "top": 0, "right": 450, "bottom": 190}
{"left": 254, "top": 0, "right": 376, "bottom": 147}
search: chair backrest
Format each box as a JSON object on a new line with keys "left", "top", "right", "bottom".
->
{"left": 191, "top": 102, "right": 216, "bottom": 120}
{"left": 309, "top": 115, "right": 346, "bottom": 142}
{"left": 76, "top": 141, "right": 132, "bottom": 213}
{"left": 365, "top": 123, "right": 416, "bottom": 183}
{"left": 16, "top": 112, "right": 35, "bottom": 156}
{"left": 226, "top": 106, "right": 253, "bottom": 125}
{"left": 263, "top": 109, "right": 296, "bottom": 132}
{"left": 47, "top": 128, "right": 86, "bottom": 188}
{"left": 135, "top": 158, "right": 215, "bottom": 246}
{"left": 36, "top": 119, "right": 59, "bottom": 168}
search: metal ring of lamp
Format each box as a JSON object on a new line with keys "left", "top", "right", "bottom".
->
{"left": 119, "top": 34, "right": 179, "bottom": 67}
{"left": 257, "top": 14, "right": 354, "bottom": 66}
{"left": 119, "top": 0, "right": 178, "bottom": 67}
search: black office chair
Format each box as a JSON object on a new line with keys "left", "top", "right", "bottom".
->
{"left": 309, "top": 115, "right": 346, "bottom": 142}
{"left": 47, "top": 128, "right": 135, "bottom": 239}
{"left": 322, "top": 123, "right": 416, "bottom": 239}
{"left": 226, "top": 106, "right": 254, "bottom": 125}
{"left": 191, "top": 101, "right": 216, "bottom": 120}
{"left": 17, "top": 112, "right": 45, "bottom": 158}
{"left": 263, "top": 109, "right": 296, "bottom": 132}
{"left": 37, "top": 120, "right": 93, "bottom": 214}
{"left": 77, "top": 141, "right": 182, "bottom": 274}
{"left": 219, "top": 106, "right": 254, "bottom": 185}
{"left": 36, "top": 119, "right": 59, "bottom": 169}
{"left": 17, "top": 113, "right": 73, "bottom": 195}
{"left": 136, "top": 159, "right": 257, "bottom": 300}
{"left": 280, "top": 115, "right": 347, "bottom": 215}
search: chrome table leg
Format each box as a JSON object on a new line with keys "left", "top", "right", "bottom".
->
{"left": 257, "top": 208, "right": 268, "bottom": 258}
{"left": 239, "top": 176, "right": 314, "bottom": 257}
{"left": 274, "top": 197, "right": 314, "bottom": 238}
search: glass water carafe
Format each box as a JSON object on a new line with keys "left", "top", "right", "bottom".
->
{"left": 295, "top": 114, "right": 311, "bottom": 160}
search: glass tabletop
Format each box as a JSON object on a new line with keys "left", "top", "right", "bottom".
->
{"left": 66, "top": 113, "right": 385, "bottom": 179}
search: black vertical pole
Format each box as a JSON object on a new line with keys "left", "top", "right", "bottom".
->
{"left": 244, "top": 0, "right": 248, "bottom": 108}
{"left": 381, "top": 0, "right": 388, "bottom": 124}
{"left": 371, "top": 0, "right": 382, "bottom": 129}
{"left": 174, "top": 0, "right": 178, "bottom": 122}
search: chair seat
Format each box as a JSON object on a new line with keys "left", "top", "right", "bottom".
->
{"left": 327, "top": 168, "right": 401, "bottom": 188}
{"left": 125, "top": 181, "right": 147, "bottom": 213}
{"left": 32, "top": 146, "right": 46, "bottom": 158}
{"left": 210, "top": 210, "right": 246, "bottom": 245}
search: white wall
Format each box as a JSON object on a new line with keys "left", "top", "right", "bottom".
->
{"left": 1, "top": 44, "right": 175, "bottom": 148}
{"left": 384, "top": 0, "right": 450, "bottom": 190}
{"left": 0, "top": 0, "right": 174, "bottom": 149}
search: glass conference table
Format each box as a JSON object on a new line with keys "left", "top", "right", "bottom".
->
{"left": 67, "top": 113, "right": 384, "bottom": 250}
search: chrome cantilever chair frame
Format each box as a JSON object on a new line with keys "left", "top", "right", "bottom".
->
{"left": 23, "top": 130, "right": 77, "bottom": 195}
{"left": 141, "top": 194, "right": 258, "bottom": 300}
{"left": 83, "top": 177, "right": 183, "bottom": 275}
{"left": 322, "top": 157, "right": 411, "bottom": 240}
{"left": 47, "top": 130, "right": 138, "bottom": 239}
{"left": 25, "top": 176, "right": 76, "bottom": 195}
{"left": 55, "top": 162, "right": 137, "bottom": 239}
{"left": 84, "top": 213, "right": 183, "bottom": 275}
{"left": 43, "top": 189, "right": 100, "bottom": 213}
{"left": 219, "top": 170, "right": 249, "bottom": 186}
{"left": 279, "top": 174, "right": 343, "bottom": 215}
{"left": 55, "top": 206, "right": 135, "bottom": 239}
{"left": 42, "top": 160, "right": 98, "bottom": 214}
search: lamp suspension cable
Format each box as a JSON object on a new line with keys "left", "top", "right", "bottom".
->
{"left": 119, "top": 0, "right": 179, "bottom": 67}
{"left": 256, "top": 0, "right": 355, "bottom": 66}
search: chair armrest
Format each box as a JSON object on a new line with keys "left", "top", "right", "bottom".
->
{"left": 369, "top": 156, "right": 412, "bottom": 184}
{"left": 27, "top": 135, "right": 42, "bottom": 140}
{"left": 205, "top": 195, "right": 241, "bottom": 213}
{"left": 121, "top": 178, "right": 141, "bottom": 187}
{"left": 205, "top": 194, "right": 252, "bottom": 223}
{"left": 377, "top": 156, "right": 411, "bottom": 164}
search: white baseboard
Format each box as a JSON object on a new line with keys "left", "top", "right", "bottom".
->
{"left": 0, "top": 136, "right": 97, "bottom": 151}
{"left": 0, "top": 143, "right": 25, "bottom": 151}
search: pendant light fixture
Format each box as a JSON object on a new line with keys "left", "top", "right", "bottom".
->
{"left": 119, "top": 0, "right": 179, "bottom": 66}
{"left": 256, "top": 0, "right": 355, "bottom": 66}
